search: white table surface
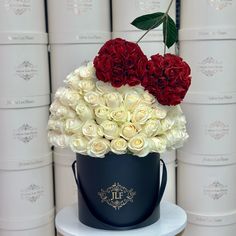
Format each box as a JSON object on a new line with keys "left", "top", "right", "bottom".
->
{"left": 56, "top": 202, "right": 187, "bottom": 236}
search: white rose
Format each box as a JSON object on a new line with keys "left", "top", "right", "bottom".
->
{"left": 75, "top": 100, "right": 94, "bottom": 121}
{"left": 82, "top": 120, "right": 103, "bottom": 140}
{"left": 96, "top": 81, "right": 115, "bottom": 94}
{"left": 70, "top": 135, "right": 88, "bottom": 154}
{"left": 142, "top": 91, "right": 156, "bottom": 105}
{"left": 173, "top": 115, "right": 187, "bottom": 129}
{"left": 50, "top": 100, "right": 76, "bottom": 119}
{"left": 100, "top": 120, "right": 119, "bottom": 140}
{"left": 48, "top": 131, "right": 70, "bottom": 148}
{"left": 48, "top": 118, "right": 65, "bottom": 133}
{"left": 120, "top": 122, "right": 139, "bottom": 140}
{"left": 164, "top": 128, "right": 189, "bottom": 149}
{"left": 87, "top": 138, "right": 110, "bottom": 158}
{"left": 118, "top": 85, "right": 133, "bottom": 95}
{"left": 65, "top": 118, "right": 83, "bottom": 134}
{"left": 149, "top": 137, "right": 167, "bottom": 153}
{"left": 95, "top": 106, "right": 110, "bottom": 124}
{"left": 111, "top": 138, "right": 128, "bottom": 154}
{"left": 151, "top": 105, "right": 168, "bottom": 119}
{"left": 84, "top": 91, "right": 104, "bottom": 107}
{"left": 128, "top": 134, "right": 150, "bottom": 157}
{"left": 74, "top": 65, "right": 93, "bottom": 79}
{"left": 77, "top": 79, "right": 95, "bottom": 94}
{"left": 104, "top": 92, "right": 123, "bottom": 108}
{"left": 55, "top": 87, "right": 81, "bottom": 109}
{"left": 168, "top": 105, "right": 183, "bottom": 117}
{"left": 86, "top": 62, "right": 96, "bottom": 75}
{"left": 110, "top": 107, "right": 130, "bottom": 123}
{"left": 124, "top": 90, "right": 141, "bottom": 111}
{"left": 132, "top": 104, "right": 152, "bottom": 124}
{"left": 161, "top": 118, "right": 175, "bottom": 132}
{"left": 143, "top": 119, "right": 162, "bottom": 137}
{"left": 64, "top": 72, "right": 80, "bottom": 90}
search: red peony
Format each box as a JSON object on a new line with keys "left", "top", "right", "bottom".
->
{"left": 143, "top": 53, "right": 191, "bottom": 106}
{"left": 94, "top": 38, "right": 148, "bottom": 88}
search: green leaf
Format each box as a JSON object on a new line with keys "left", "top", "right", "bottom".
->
{"left": 163, "top": 15, "right": 178, "bottom": 48}
{"left": 131, "top": 12, "right": 165, "bottom": 30}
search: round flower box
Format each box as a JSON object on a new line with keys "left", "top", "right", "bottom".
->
{"left": 72, "top": 152, "right": 167, "bottom": 230}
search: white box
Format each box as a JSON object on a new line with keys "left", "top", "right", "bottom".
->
{"left": 0, "top": 221, "right": 55, "bottom": 236}
{"left": 180, "top": 0, "right": 236, "bottom": 30}
{"left": 54, "top": 149, "right": 77, "bottom": 212}
{"left": 179, "top": 29, "right": 236, "bottom": 104}
{"left": 47, "top": 0, "right": 110, "bottom": 42}
{"left": 0, "top": 44, "right": 50, "bottom": 99}
{"left": 177, "top": 161, "right": 236, "bottom": 215}
{"left": 112, "top": 0, "right": 176, "bottom": 32}
{"left": 0, "top": 162, "right": 54, "bottom": 230}
{"left": 161, "top": 151, "right": 176, "bottom": 203}
{"left": 179, "top": 103, "right": 236, "bottom": 156}
{"left": 0, "top": 0, "right": 46, "bottom": 33}
{"left": 50, "top": 43, "right": 105, "bottom": 93}
{"left": 0, "top": 106, "right": 51, "bottom": 163}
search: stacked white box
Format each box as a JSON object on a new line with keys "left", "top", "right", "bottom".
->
{"left": 0, "top": 1, "right": 54, "bottom": 235}
{"left": 0, "top": 158, "right": 54, "bottom": 235}
{"left": 178, "top": 1, "right": 236, "bottom": 235}
{"left": 112, "top": 0, "right": 176, "bottom": 57}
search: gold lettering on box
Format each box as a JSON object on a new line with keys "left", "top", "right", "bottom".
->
{"left": 98, "top": 182, "right": 136, "bottom": 210}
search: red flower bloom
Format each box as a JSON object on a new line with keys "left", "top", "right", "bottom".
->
{"left": 94, "top": 38, "right": 148, "bottom": 88}
{"left": 143, "top": 53, "right": 191, "bottom": 106}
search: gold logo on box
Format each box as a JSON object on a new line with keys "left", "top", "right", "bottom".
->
{"left": 98, "top": 182, "right": 136, "bottom": 210}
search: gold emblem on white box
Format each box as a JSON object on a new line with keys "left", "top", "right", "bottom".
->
{"left": 98, "top": 182, "right": 136, "bottom": 210}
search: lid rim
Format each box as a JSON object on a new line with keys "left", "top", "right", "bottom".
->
{"left": 0, "top": 32, "right": 48, "bottom": 44}
{"left": 179, "top": 27, "right": 236, "bottom": 41}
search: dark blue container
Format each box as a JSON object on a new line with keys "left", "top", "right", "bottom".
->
{"left": 72, "top": 152, "right": 167, "bottom": 230}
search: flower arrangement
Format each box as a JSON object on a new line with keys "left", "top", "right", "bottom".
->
{"left": 48, "top": 0, "right": 191, "bottom": 158}
{"left": 48, "top": 38, "right": 190, "bottom": 158}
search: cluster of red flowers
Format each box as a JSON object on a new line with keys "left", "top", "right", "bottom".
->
{"left": 94, "top": 38, "right": 191, "bottom": 106}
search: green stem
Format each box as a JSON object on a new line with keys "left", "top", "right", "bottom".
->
{"left": 136, "top": 0, "right": 174, "bottom": 45}
{"left": 164, "top": 17, "right": 168, "bottom": 55}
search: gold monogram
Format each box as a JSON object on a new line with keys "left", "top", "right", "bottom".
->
{"left": 98, "top": 183, "right": 136, "bottom": 210}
